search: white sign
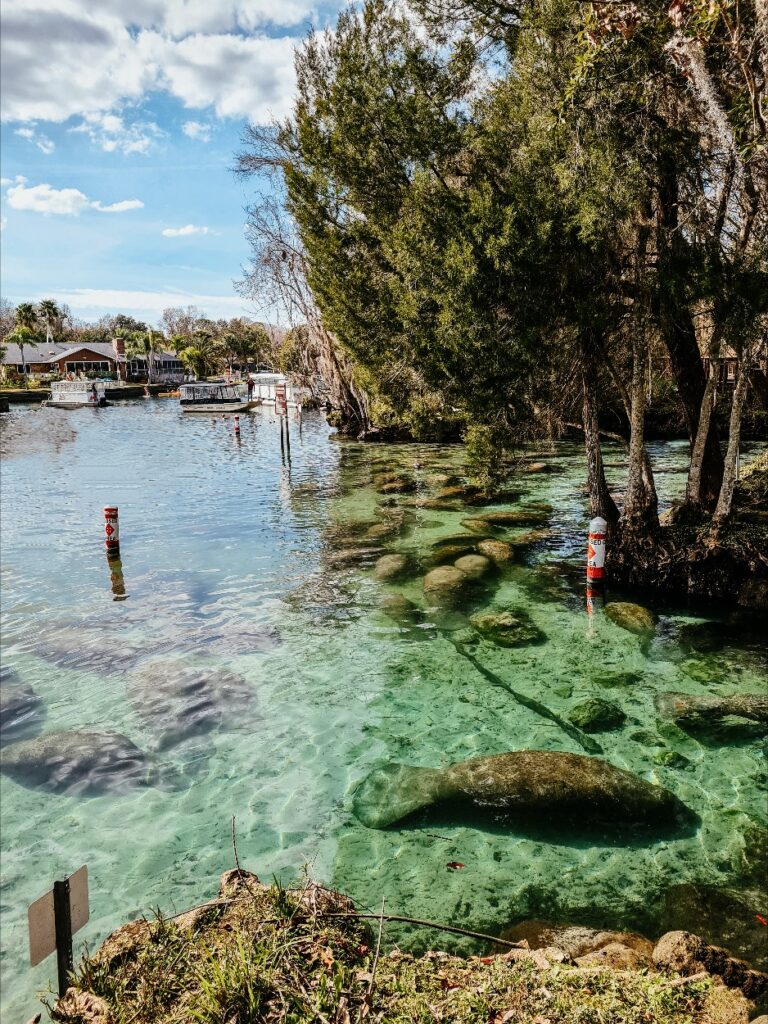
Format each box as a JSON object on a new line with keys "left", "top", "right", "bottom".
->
{"left": 28, "top": 866, "right": 89, "bottom": 967}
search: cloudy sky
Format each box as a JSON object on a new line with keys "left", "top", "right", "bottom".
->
{"left": 0, "top": 0, "right": 344, "bottom": 324}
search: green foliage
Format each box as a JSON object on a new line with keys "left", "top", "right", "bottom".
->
{"left": 464, "top": 422, "right": 514, "bottom": 492}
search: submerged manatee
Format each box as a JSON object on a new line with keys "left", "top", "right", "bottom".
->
{"left": 1, "top": 730, "right": 152, "bottom": 795}
{"left": 31, "top": 627, "right": 143, "bottom": 674}
{"left": 656, "top": 692, "right": 768, "bottom": 726}
{"left": 352, "top": 749, "right": 695, "bottom": 834}
{"left": 0, "top": 682, "right": 45, "bottom": 745}
{"left": 127, "top": 662, "right": 257, "bottom": 752}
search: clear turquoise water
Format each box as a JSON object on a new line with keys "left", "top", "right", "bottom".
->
{"left": 0, "top": 401, "right": 765, "bottom": 1017}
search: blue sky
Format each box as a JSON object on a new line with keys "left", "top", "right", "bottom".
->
{"left": 0, "top": 1, "right": 345, "bottom": 326}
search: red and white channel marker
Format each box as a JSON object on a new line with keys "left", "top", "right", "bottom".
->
{"left": 587, "top": 516, "right": 607, "bottom": 581}
{"left": 104, "top": 506, "right": 120, "bottom": 557}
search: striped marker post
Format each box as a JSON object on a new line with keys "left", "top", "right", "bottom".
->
{"left": 104, "top": 506, "right": 120, "bottom": 558}
{"left": 586, "top": 516, "right": 607, "bottom": 583}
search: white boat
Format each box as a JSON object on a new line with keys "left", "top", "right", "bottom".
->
{"left": 47, "top": 380, "right": 110, "bottom": 408}
{"left": 179, "top": 382, "right": 251, "bottom": 413}
{"left": 247, "top": 372, "right": 299, "bottom": 406}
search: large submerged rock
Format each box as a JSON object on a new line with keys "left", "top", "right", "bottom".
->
{"left": 374, "top": 553, "right": 412, "bottom": 582}
{"left": 1, "top": 729, "right": 152, "bottom": 795}
{"left": 500, "top": 920, "right": 653, "bottom": 968}
{"left": 453, "top": 554, "right": 494, "bottom": 580}
{"left": 352, "top": 749, "right": 696, "bottom": 833}
{"left": 422, "top": 566, "right": 473, "bottom": 607}
{"left": 469, "top": 609, "right": 545, "bottom": 647}
{"left": 604, "top": 602, "right": 658, "bottom": 635}
{"left": 568, "top": 698, "right": 626, "bottom": 734}
{"left": 477, "top": 539, "right": 515, "bottom": 565}
{"left": 127, "top": 662, "right": 256, "bottom": 752}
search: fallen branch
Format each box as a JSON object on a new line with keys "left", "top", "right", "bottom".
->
{"left": 448, "top": 639, "right": 603, "bottom": 755}
{"left": 661, "top": 971, "right": 709, "bottom": 989}
{"left": 169, "top": 895, "right": 526, "bottom": 950}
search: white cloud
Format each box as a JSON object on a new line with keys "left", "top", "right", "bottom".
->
{"left": 150, "top": 32, "right": 296, "bottom": 120}
{"left": 1, "top": 1, "right": 300, "bottom": 124}
{"left": 6, "top": 181, "right": 90, "bottom": 215}
{"left": 93, "top": 198, "right": 144, "bottom": 212}
{"left": 5, "top": 180, "right": 143, "bottom": 215}
{"left": 13, "top": 124, "right": 56, "bottom": 153}
{"left": 0, "top": 177, "right": 12, "bottom": 186}
{"left": 182, "top": 120, "right": 211, "bottom": 142}
{"left": 162, "top": 223, "right": 210, "bottom": 237}
{"left": 0, "top": 217, "right": 7, "bottom": 232}
{"left": 70, "top": 111, "right": 163, "bottom": 154}
{"left": 51, "top": 287, "right": 248, "bottom": 320}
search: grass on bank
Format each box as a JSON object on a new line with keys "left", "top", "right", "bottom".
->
{"left": 47, "top": 873, "right": 749, "bottom": 1024}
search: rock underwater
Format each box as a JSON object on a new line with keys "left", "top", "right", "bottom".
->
{"left": 1, "top": 729, "right": 154, "bottom": 796}
{"left": 352, "top": 749, "right": 697, "bottom": 836}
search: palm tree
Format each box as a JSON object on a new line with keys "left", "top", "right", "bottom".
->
{"left": 5, "top": 326, "right": 40, "bottom": 382}
{"left": 179, "top": 334, "right": 221, "bottom": 379}
{"left": 12, "top": 303, "right": 40, "bottom": 381}
{"left": 38, "top": 298, "right": 60, "bottom": 344}
{"left": 126, "top": 328, "right": 164, "bottom": 384}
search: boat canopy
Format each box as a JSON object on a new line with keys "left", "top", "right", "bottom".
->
{"left": 52, "top": 380, "right": 109, "bottom": 393}
{"left": 180, "top": 383, "right": 243, "bottom": 401}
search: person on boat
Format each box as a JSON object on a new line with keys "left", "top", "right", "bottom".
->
{"left": 247, "top": 377, "right": 255, "bottom": 401}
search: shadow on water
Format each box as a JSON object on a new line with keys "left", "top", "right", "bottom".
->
{"left": 673, "top": 719, "right": 767, "bottom": 747}
{"left": 395, "top": 797, "right": 701, "bottom": 847}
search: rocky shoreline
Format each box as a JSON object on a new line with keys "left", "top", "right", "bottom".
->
{"left": 44, "top": 870, "right": 767, "bottom": 1024}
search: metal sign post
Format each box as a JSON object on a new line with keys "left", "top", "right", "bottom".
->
{"left": 28, "top": 866, "right": 89, "bottom": 996}
{"left": 275, "top": 384, "right": 291, "bottom": 462}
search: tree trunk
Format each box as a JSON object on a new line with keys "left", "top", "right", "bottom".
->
{"left": 713, "top": 361, "right": 751, "bottom": 525}
{"left": 686, "top": 344, "right": 721, "bottom": 507}
{"left": 20, "top": 344, "right": 27, "bottom": 380}
{"left": 657, "top": 157, "right": 724, "bottom": 507}
{"left": 622, "top": 337, "right": 657, "bottom": 529}
{"left": 622, "top": 215, "right": 658, "bottom": 533}
{"left": 580, "top": 336, "right": 618, "bottom": 523}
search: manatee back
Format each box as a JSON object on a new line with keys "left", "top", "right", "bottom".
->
{"left": 446, "top": 750, "right": 686, "bottom": 824}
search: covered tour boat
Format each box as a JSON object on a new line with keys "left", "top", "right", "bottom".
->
{"left": 179, "top": 382, "right": 251, "bottom": 413}
{"left": 46, "top": 380, "right": 109, "bottom": 408}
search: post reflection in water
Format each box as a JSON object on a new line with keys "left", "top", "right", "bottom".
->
{"left": 106, "top": 552, "right": 128, "bottom": 601}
